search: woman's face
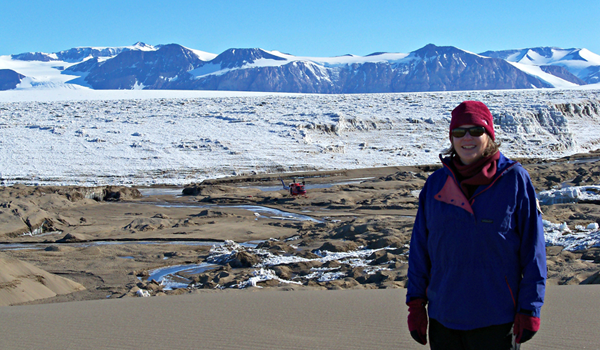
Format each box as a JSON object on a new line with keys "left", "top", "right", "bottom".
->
{"left": 452, "top": 124, "right": 489, "bottom": 165}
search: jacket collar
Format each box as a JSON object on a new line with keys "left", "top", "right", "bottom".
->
{"left": 439, "top": 152, "right": 516, "bottom": 181}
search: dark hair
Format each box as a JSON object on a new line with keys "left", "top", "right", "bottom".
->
{"left": 443, "top": 134, "right": 501, "bottom": 158}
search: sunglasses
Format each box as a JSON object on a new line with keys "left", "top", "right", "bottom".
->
{"left": 451, "top": 126, "right": 486, "bottom": 138}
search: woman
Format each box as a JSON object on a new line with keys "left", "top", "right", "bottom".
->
{"left": 406, "top": 101, "right": 547, "bottom": 349}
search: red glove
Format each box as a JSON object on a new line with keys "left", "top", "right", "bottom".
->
{"left": 407, "top": 298, "right": 428, "bottom": 345}
{"left": 513, "top": 312, "right": 540, "bottom": 344}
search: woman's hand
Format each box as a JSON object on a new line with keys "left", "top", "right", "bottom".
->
{"left": 514, "top": 312, "right": 540, "bottom": 343}
{"left": 407, "top": 298, "right": 428, "bottom": 345}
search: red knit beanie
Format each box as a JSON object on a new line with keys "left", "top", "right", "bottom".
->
{"left": 450, "top": 101, "right": 495, "bottom": 141}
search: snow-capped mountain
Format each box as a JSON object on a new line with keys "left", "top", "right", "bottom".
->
{"left": 11, "top": 42, "right": 157, "bottom": 63}
{"left": 479, "top": 47, "right": 600, "bottom": 84}
{"left": 1, "top": 43, "right": 599, "bottom": 93}
{"left": 0, "top": 69, "right": 25, "bottom": 90}
{"left": 66, "top": 44, "right": 210, "bottom": 89}
{"left": 65, "top": 44, "right": 562, "bottom": 92}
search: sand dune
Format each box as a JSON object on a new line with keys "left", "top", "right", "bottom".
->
{"left": 0, "top": 286, "right": 598, "bottom": 350}
{"left": 0, "top": 255, "right": 85, "bottom": 306}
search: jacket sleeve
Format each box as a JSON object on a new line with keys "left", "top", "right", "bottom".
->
{"left": 515, "top": 169, "right": 547, "bottom": 317}
{"left": 406, "top": 182, "right": 432, "bottom": 303}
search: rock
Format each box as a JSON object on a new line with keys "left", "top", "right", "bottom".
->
{"left": 257, "top": 279, "right": 281, "bottom": 287}
{"left": 216, "top": 271, "right": 231, "bottom": 279}
{"left": 182, "top": 185, "right": 261, "bottom": 197}
{"left": 367, "top": 237, "right": 403, "bottom": 249}
{"left": 146, "top": 281, "right": 163, "bottom": 292}
{"left": 316, "top": 241, "right": 358, "bottom": 253}
{"left": 322, "top": 260, "right": 342, "bottom": 269}
{"left": 287, "top": 261, "right": 323, "bottom": 275}
{"left": 56, "top": 233, "right": 85, "bottom": 243}
{"left": 182, "top": 186, "right": 202, "bottom": 196}
{"left": 380, "top": 280, "right": 407, "bottom": 289}
{"left": 366, "top": 270, "right": 396, "bottom": 284}
{"left": 192, "top": 209, "right": 233, "bottom": 218}
{"left": 560, "top": 251, "right": 578, "bottom": 262}
{"left": 272, "top": 266, "right": 293, "bottom": 280}
{"left": 390, "top": 262, "right": 409, "bottom": 273}
{"left": 332, "top": 223, "right": 371, "bottom": 239}
{"left": 347, "top": 267, "right": 367, "bottom": 280}
{"left": 201, "top": 281, "right": 218, "bottom": 289}
{"left": 164, "top": 251, "right": 183, "bottom": 258}
{"left": 103, "top": 186, "right": 142, "bottom": 201}
{"left": 296, "top": 250, "right": 320, "bottom": 259}
{"left": 152, "top": 213, "right": 170, "bottom": 219}
{"left": 267, "top": 244, "right": 295, "bottom": 254}
{"left": 124, "top": 218, "right": 170, "bottom": 231}
{"left": 581, "top": 271, "right": 600, "bottom": 284}
{"left": 212, "top": 271, "right": 235, "bottom": 285}
{"left": 256, "top": 240, "right": 277, "bottom": 249}
{"left": 327, "top": 277, "right": 363, "bottom": 290}
{"left": 368, "top": 252, "right": 399, "bottom": 265}
{"left": 387, "top": 247, "right": 408, "bottom": 255}
{"left": 546, "top": 245, "right": 564, "bottom": 256}
{"left": 306, "top": 280, "right": 325, "bottom": 288}
{"left": 581, "top": 248, "right": 600, "bottom": 263}
{"left": 194, "top": 273, "right": 212, "bottom": 284}
{"left": 229, "top": 251, "right": 260, "bottom": 268}
{"left": 355, "top": 275, "right": 369, "bottom": 284}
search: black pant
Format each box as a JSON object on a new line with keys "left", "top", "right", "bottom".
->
{"left": 429, "top": 318, "right": 518, "bottom": 350}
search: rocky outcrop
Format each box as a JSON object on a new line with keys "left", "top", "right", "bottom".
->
{"left": 0, "top": 185, "right": 142, "bottom": 238}
{"left": 150, "top": 238, "right": 411, "bottom": 291}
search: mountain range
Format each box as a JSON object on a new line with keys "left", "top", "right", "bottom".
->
{"left": 1, "top": 42, "right": 599, "bottom": 93}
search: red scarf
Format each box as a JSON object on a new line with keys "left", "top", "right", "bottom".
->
{"left": 451, "top": 151, "right": 500, "bottom": 199}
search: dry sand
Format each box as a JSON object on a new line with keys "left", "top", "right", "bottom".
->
{"left": 0, "top": 286, "right": 598, "bottom": 349}
{"left": 0, "top": 255, "right": 85, "bottom": 306}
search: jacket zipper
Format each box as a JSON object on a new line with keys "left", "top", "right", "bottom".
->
{"left": 469, "top": 163, "right": 517, "bottom": 205}
{"left": 505, "top": 276, "right": 517, "bottom": 309}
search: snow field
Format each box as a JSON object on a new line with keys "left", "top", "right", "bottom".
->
{"left": 1, "top": 88, "right": 599, "bottom": 186}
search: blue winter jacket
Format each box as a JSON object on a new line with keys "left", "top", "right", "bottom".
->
{"left": 406, "top": 152, "right": 546, "bottom": 330}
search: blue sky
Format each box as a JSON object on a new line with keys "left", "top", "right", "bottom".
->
{"left": 2, "top": 0, "right": 599, "bottom": 57}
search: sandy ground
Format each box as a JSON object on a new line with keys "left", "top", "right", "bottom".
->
{"left": 0, "top": 151, "right": 599, "bottom": 348}
{"left": 0, "top": 286, "right": 598, "bottom": 350}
